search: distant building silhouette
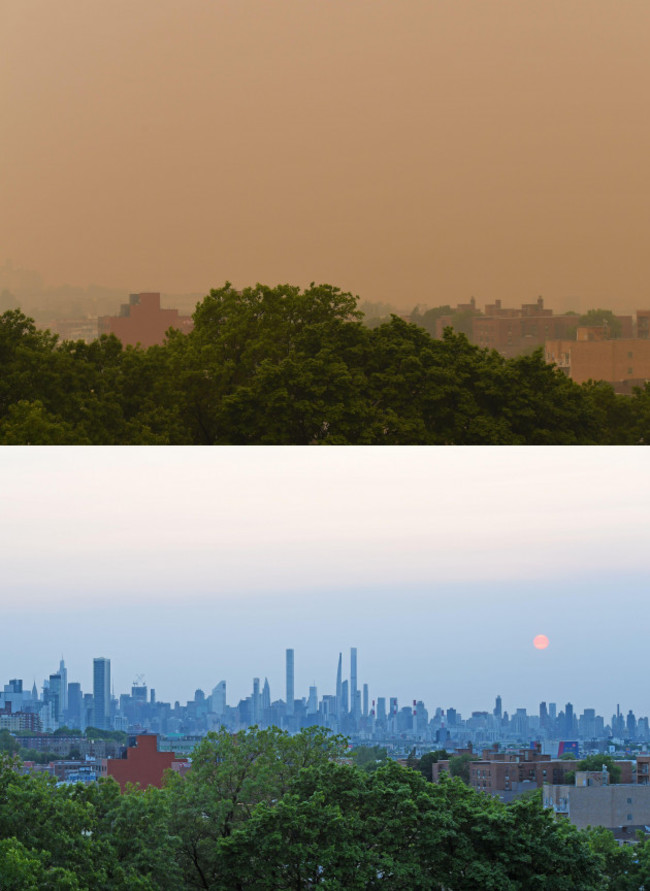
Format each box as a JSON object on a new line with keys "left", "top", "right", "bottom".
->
{"left": 286, "top": 649, "right": 294, "bottom": 717}
{"left": 93, "top": 658, "right": 111, "bottom": 731}
{"left": 98, "top": 292, "right": 193, "bottom": 347}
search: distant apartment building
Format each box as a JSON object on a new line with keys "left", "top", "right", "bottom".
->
{"left": 544, "top": 778, "right": 650, "bottom": 833}
{"left": 44, "top": 318, "right": 101, "bottom": 343}
{"left": 98, "top": 292, "right": 193, "bottom": 347}
{"left": 102, "top": 734, "right": 189, "bottom": 791}
{"left": 545, "top": 326, "right": 650, "bottom": 392}
{"left": 471, "top": 298, "right": 582, "bottom": 359}
{"left": 430, "top": 297, "right": 582, "bottom": 359}
{"left": 0, "top": 709, "right": 41, "bottom": 732}
{"left": 432, "top": 747, "right": 595, "bottom": 803}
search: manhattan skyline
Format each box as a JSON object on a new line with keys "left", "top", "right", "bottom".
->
{"left": 2, "top": 447, "right": 647, "bottom": 714}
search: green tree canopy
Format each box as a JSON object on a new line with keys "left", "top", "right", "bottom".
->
{"left": 0, "top": 292, "right": 647, "bottom": 445}
{"left": 577, "top": 754, "right": 622, "bottom": 784}
{"left": 576, "top": 309, "right": 623, "bottom": 338}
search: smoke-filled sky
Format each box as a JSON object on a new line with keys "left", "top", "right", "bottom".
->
{"left": 2, "top": 447, "right": 647, "bottom": 718}
{"left": 2, "top": 1, "right": 650, "bottom": 311}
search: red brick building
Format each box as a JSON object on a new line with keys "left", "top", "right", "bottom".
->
{"left": 102, "top": 734, "right": 189, "bottom": 791}
{"left": 432, "top": 748, "right": 587, "bottom": 802}
{"left": 431, "top": 297, "right": 583, "bottom": 358}
{"left": 98, "top": 292, "right": 193, "bottom": 348}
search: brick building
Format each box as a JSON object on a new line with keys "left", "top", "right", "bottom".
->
{"left": 545, "top": 334, "right": 650, "bottom": 392}
{"left": 0, "top": 711, "right": 41, "bottom": 732}
{"left": 98, "top": 292, "right": 193, "bottom": 348}
{"left": 431, "top": 747, "right": 601, "bottom": 803}
{"left": 102, "top": 733, "right": 189, "bottom": 791}
{"left": 431, "top": 297, "right": 583, "bottom": 359}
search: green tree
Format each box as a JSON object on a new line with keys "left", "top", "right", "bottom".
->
{"left": 350, "top": 745, "right": 389, "bottom": 773}
{"left": 576, "top": 309, "right": 623, "bottom": 338}
{"left": 411, "top": 304, "right": 453, "bottom": 337}
{"left": 416, "top": 749, "right": 449, "bottom": 781}
{"left": 585, "top": 826, "right": 637, "bottom": 891}
{"left": 183, "top": 282, "right": 370, "bottom": 444}
{"left": 0, "top": 730, "right": 19, "bottom": 755}
{"left": 577, "top": 754, "right": 622, "bottom": 784}
{"left": 448, "top": 752, "right": 473, "bottom": 784}
{"left": 166, "top": 725, "right": 347, "bottom": 890}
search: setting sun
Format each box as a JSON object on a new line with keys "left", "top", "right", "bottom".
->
{"left": 533, "top": 634, "right": 550, "bottom": 650}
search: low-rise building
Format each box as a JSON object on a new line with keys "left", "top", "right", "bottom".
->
{"left": 544, "top": 780, "right": 650, "bottom": 831}
{"left": 98, "top": 292, "right": 193, "bottom": 347}
{"left": 545, "top": 335, "right": 650, "bottom": 392}
{"left": 431, "top": 747, "right": 579, "bottom": 802}
{"left": 102, "top": 733, "right": 189, "bottom": 791}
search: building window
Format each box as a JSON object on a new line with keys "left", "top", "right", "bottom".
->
{"left": 627, "top": 798, "right": 633, "bottom": 804}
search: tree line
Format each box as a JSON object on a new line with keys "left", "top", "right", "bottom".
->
{"left": 1, "top": 283, "right": 649, "bottom": 444}
{"left": 0, "top": 725, "right": 647, "bottom": 890}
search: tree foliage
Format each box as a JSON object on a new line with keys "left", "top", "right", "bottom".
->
{"left": 0, "top": 289, "right": 648, "bottom": 444}
{"left": 576, "top": 754, "right": 622, "bottom": 784}
{"left": 1, "top": 729, "right": 635, "bottom": 889}
{"left": 576, "top": 309, "right": 623, "bottom": 338}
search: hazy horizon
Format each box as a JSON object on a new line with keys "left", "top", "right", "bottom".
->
{"left": 3, "top": 1, "right": 650, "bottom": 314}
{"left": 2, "top": 447, "right": 647, "bottom": 717}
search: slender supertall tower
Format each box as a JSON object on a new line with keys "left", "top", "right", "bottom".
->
{"left": 336, "top": 653, "right": 343, "bottom": 718}
{"left": 59, "top": 658, "right": 68, "bottom": 714}
{"left": 286, "top": 648, "right": 294, "bottom": 716}
{"left": 252, "top": 678, "right": 261, "bottom": 724}
{"left": 350, "top": 647, "right": 358, "bottom": 720}
{"left": 262, "top": 678, "right": 271, "bottom": 711}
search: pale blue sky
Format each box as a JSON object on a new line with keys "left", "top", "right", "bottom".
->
{"left": 2, "top": 447, "right": 647, "bottom": 717}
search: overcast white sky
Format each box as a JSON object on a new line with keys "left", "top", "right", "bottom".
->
{"left": 2, "top": 447, "right": 647, "bottom": 716}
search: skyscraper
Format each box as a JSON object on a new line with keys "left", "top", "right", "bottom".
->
{"left": 262, "top": 678, "right": 271, "bottom": 711}
{"left": 335, "top": 653, "right": 342, "bottom": 719}
{"left": 93, "top": 657, "right": 111, "bottom": 730}
{"left": 59, "top": 658, "right": 68, "bottom": 714}
{"left": 48, "top": 672, "right": 62, "bottom": 722}
{"left": 350, "top": 647, "right": 358, "bottom": 719}
{"left": 252, "top": 678, "right": 260, "bottom": 724}
{"left": 67, "top": 682, "right": 82, "bottom": 729}
{"left": 212, "top": 681, "right": 226, "bottom": 716}
{"left": 286, "top": 648, "right": 294, "bottom": 716}
{"left": 539, "top": 701, "right": 548, "bottom": 727}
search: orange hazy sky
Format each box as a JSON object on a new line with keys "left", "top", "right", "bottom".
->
{"left": 2, "top": 0, "right": 649, "bottom": 310}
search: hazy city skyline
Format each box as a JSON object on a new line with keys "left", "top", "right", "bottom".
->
{"left": 4, "top": 647, "right": 647, "bottom": 748}
{"left": 2, "top": 447, "right": 647, "bottom": 714}
{"left": 3, "top": 2, "right": 650, "bottom": 311}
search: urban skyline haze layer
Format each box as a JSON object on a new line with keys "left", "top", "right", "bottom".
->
{"left": 3, "top": 1, "right": 650, "bottom": 310}
{"left": 2, "top": 447, "right": 647, "bottom": 715}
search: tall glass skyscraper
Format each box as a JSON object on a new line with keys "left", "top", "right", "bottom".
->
{"left": 350, "top": 647, "right": 358, "bottom": 719}
{"left": 286, "top": 648, "right": 294, "bottom": 716}
{"left": 93, "top": 657, "right": 111, "bottom": 730}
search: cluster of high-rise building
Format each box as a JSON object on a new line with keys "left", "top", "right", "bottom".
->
{"left": 2, "top": 651, "right": 649, "bottom": 750}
